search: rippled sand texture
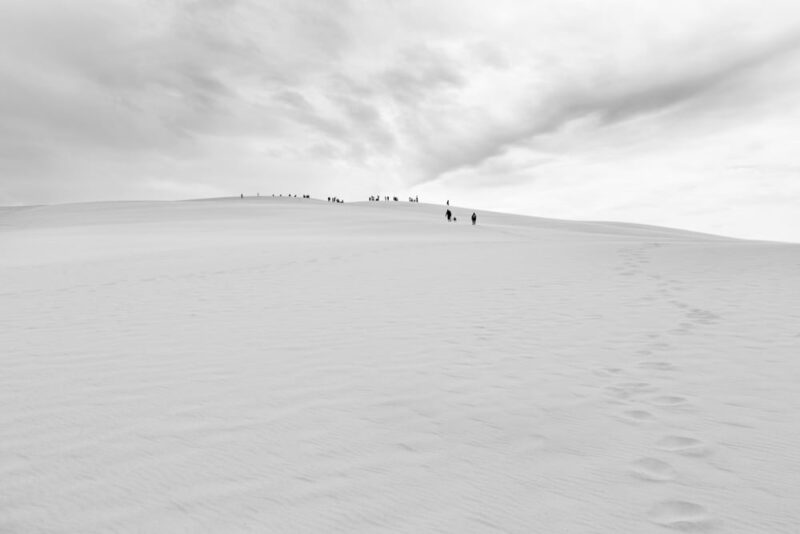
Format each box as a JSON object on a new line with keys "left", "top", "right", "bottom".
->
{"left": 2, "top": 198, "right": 799, "bottom": 532}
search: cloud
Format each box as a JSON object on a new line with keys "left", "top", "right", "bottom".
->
{"left": 379, "top": 44, "right": 468, "bottom": 104}
{"left": 418, "top": 24, "right": 800, "bottom": 181}
{"left": 2, "top": 0, "right": 800, "bottom": 240}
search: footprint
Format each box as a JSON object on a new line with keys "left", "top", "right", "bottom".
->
{"left": 638, "top": 361, "right": 675, "bottom": 372}
{"left": 648, "top": 500, "right": 714, "bottom": 531}
{"left": 593, "top": 367, "right": 624, "bottom": 377}
{"left": 630, "top": 457, "right": 676, "bottom": 482}
{"left": 650, "top": 395, "right": 688, "bottom": 407}
{"left": 620, "top": 409, "right": 655, "bottom": 423}
{"left": 670, "top": 322, "right": 694, "bottom": 334}
{"left": 656, "top": 436, "right": 710, "bottom": 457}
{"left": 605, "top": 387, "right": 633, "bottom": 399}
{"left": 606, "top": 382, "right": 658, "bottom": 399}
{"left": 687, "top": 308, "right": 720, "bottom": 325}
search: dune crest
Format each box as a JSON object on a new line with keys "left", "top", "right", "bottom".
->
{"left": 2, "top": 199, "right": 799, "bottom": 532}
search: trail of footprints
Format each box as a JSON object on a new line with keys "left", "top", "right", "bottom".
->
{"left": 616, "top": 244, "right": 653, "bottom": 277}
{"left": 596, "top": 350, "right": 716, "bottom": 530}
{"left": 605, "top": 246, "right": 717, "bottom": 529}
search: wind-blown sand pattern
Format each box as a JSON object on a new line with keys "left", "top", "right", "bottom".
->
{"left": 1, "top": 198, "right": 799, "bottom": 532}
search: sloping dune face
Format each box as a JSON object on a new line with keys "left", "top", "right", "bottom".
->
{"left": 1, "top": 198, "right": 799, "bottom": 532}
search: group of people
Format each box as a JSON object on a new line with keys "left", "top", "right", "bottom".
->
{"left": 368, "top": 195, "right": 419, "bottom": 202}
{"left": 240, "top": 193, "right": 310, "bottom": 198}
{"left": 238, "top": 192, "right": 475, "bottom": 223}
{"left": 445, "top": 208, "right": 477, "bottom": 225}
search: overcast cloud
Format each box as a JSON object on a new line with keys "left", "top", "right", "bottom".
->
{"left": 1, "top": 0, "right": 800, "bottom": 241}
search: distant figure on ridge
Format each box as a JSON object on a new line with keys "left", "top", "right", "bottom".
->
{"left": 471, "top": 212, "right": 477, "bottom": 225}
{"left": 446, "top": 209, "right": 452, "bottom": 222}
{"left": 446, "top": 199, "right": 449, "bottom": 206}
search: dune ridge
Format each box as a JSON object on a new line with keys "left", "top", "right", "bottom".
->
{"left": 2, "top": 199, "right": 799, "bottom": 532}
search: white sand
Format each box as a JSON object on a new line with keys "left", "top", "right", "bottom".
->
{"left": 1, "top": 198, "right": 799, "bottom": 532}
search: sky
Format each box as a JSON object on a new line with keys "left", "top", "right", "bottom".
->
{"left": 1, "top": 0, "right": 800, "bottom": 242}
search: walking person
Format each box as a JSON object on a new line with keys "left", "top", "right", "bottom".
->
{"left": 446, "top": 209, "right": 452, "bottom": 222}
{"left": 471, "top": 212, "right": 477, "bottom": 225}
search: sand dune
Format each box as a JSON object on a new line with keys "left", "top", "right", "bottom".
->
{"left": 1, "top": 198, "right": 799, "bottom": 532}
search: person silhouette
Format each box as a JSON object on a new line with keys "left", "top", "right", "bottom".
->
{"left": 471, "top": 212, "right": 477, "bottom": 225}
{"left": 446, "top": 209, "right": 452, "bottom": 222}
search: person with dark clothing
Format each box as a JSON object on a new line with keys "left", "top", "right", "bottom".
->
{"left": 471, "top": 212, "right": 477, "bottom": 225}
{"left": 446, "top": 209, "right": 452, "bottom": 222}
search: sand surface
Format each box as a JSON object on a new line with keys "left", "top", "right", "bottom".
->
{"left": 2, "top": 198, "right": 799, "bottom": 532}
